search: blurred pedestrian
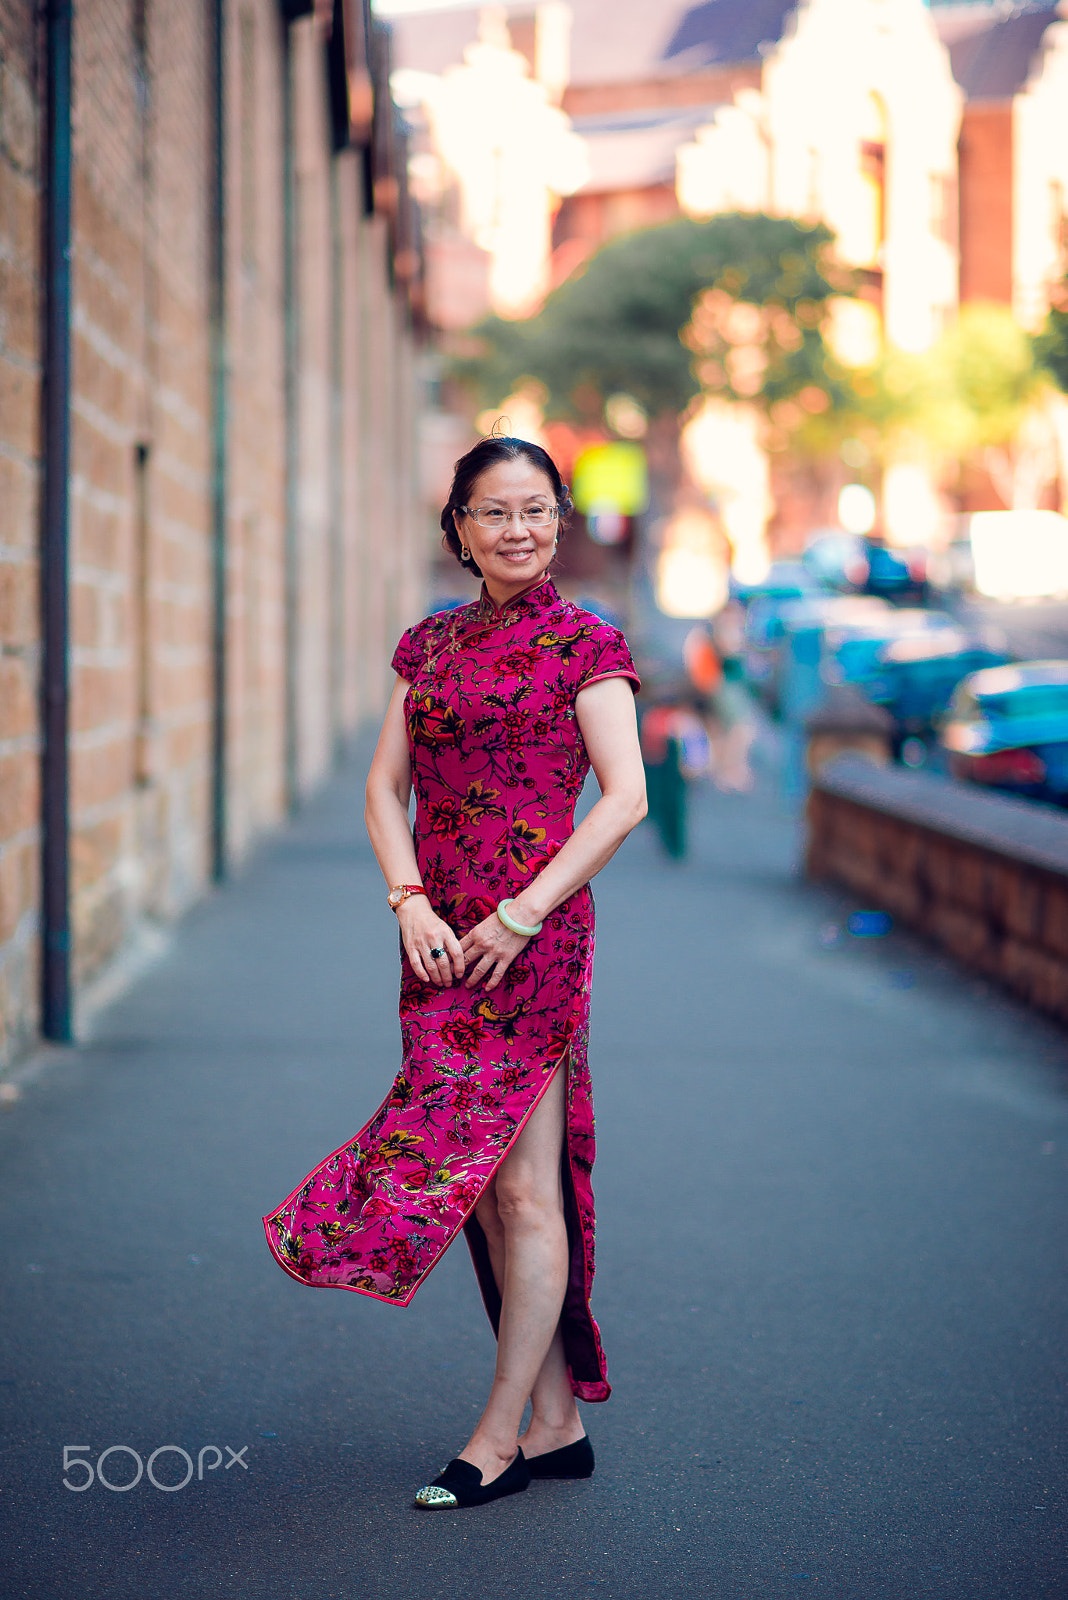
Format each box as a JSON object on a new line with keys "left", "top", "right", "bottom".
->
{"left": 264, "top": 436, "right": 646, "bottom": 1510}
{"left": 703, "top": 603, "right": 756, "bottom": 792}
{"left": 639, "top": 697, "right": 708, "bottom": 857}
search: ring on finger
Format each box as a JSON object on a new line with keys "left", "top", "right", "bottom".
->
{"left": 429, "top": 945, "right": 446, "bottom": 959}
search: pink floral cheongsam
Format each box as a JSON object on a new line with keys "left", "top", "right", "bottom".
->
{"left": 263, "top": 576, "right": 639, "bottom": 1403}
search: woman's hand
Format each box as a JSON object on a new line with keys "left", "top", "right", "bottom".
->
{"left": 460, "top": 914, "right": 529, "bottom": 992}
{"left": 396, "top": 897, "right": 465, "bottom": 987}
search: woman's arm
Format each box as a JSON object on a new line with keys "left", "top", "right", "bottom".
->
{"left": 460, "top": 675, "right": 647, "bottom": 991}
{"left": 364, "top": 679, "right": 466, "bottom": 987}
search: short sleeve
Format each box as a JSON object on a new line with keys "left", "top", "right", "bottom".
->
{"left": 577, "top": 624, "right": 641, "bottom": 696}
{"left": 391, "top": 622, "right": 428, "bottom": 683}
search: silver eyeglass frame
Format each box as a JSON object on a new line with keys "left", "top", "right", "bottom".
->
{"left": 458, "top": 505, "right": 560, "bottom": 529}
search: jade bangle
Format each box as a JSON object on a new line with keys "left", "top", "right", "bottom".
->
{"left": 496, "top": 898, "right": 543, "bottom": 937}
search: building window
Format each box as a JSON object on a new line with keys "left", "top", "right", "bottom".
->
{"left": 930, "top": 173, "right": 957, "bottom": 247}
{"left": 1051, "top": 179, "right": 1067, "bottom": 273}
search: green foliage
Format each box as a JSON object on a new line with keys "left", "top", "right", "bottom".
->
{"left": 1034, "top": 278, "right": 1068, "bottom": 394}
{"left": 452, "top": 212, "right": 853, "bottom": 423}
{"left": 946, "top": 303, "right": 1047, "bottom": 447}
{"left": 857, "top": 303, "right": 1048, "bottom": 460}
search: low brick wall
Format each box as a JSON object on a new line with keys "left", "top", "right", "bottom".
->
{"left": 806, "top": 756, "right": 1068, "bottom": 1027}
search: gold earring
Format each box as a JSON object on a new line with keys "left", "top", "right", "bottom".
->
{"left": 461, "top": 545, "right": 470, "bottom": 560}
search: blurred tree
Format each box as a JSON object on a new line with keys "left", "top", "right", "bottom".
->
{"left": 452, "top": 213, "right": 854, "bottom": 431}
{"left": 1034, "top": 276, "right": 1068, "bottom": 395}
{"left": 862, "top": 304, "right": 1057, "bottom": 510}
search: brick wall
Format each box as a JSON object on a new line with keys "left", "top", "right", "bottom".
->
{"left": 958, "top": 103, "right": 1013, "bottom": 306}
{"left": 69, "top": 0, "right": 214, "bottom": 981}
{"left": 0, "top": 1, "right": 430, "bottom": 1072}
{"left": 0, "top": 0, "right": 40, "bottom": 1064}
{"left": 807, "top": 758, "right": 1068, "bottom": 1029}
{"left": 224, "top": 0, "right": 287, "bottom": 859}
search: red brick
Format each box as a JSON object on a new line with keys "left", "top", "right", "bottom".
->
{"left": 0, "top": 654, "right": 36, "bottom": 741}
{"left": 1041, "top": 882, "right": 1068, "bottom": 961}
{"left": 0, "top": 749, "right": 36, "bottom": 835}
{"left": 1000, "top": 869, "right": 1044, "bottom": 943}
{"left": 958, "top": 105, "right": 1013, "bottom": 306}
{"left": 0, "top": 835, "right": 37, "bottom": 944}
{"left": 0, "top": 453, "right": 37, "bottom": 546}
{"left": 0, "top": 257, "right": 38, "bottom": 364}
{"left": 0, "top": 349, "right": 38, "bottom": 457}
{"left": 0, "top": 556, "right": 36, "bottom": 644}
{"left": 71, "top": 813, "right": 124, "bottom": 900}
{"left": 1002, "top": 938, "right": 1068, "bottom": 1022}
{"left": 0, "top": 156, "right": 39, "bottom": 266}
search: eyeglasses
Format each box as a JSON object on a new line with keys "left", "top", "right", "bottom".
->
{"left": 459, "top": 505, "right": 559, "bottom": 530}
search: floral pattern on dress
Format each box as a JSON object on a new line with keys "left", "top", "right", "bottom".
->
{"left": 263, "top": 577, "right": 639, "bottom": 1404}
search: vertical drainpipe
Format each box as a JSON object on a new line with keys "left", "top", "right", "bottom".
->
{"left": 281, "top": 18, "right": 299, "bottom": 812}
{"left": 40, "top": 0, "right": 73, "bottom": 1042}
{"left": 328, "top": 161, "right": 344, "bottom": 764}
{"left": 208, "top": 0, "right": 228, "bottom": 881}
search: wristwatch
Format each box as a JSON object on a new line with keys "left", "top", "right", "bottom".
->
{"left": 388, "top": 884, "right": 427, "bottom": 913}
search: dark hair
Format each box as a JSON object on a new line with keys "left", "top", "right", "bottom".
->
{"left": 440, "top": 435, "right": 574, "bottom": 577}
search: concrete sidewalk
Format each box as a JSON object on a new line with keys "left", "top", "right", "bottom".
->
{"left": 1, "top": 747, "right": 1066, "bottom": 1599}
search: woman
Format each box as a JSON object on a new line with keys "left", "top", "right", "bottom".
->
{"left": 263, "top": 436, "right": 647, "bottom": 1510}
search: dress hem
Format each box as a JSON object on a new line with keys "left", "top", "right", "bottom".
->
{"left": 263, "top": 1048, "right": 566, "bottom": 1312}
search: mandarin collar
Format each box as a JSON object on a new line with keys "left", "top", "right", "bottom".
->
{"left": 476, "top": 575, "right": 558, "bottom": 626}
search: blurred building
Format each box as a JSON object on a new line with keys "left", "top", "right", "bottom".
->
{"left": 932, "top": 1, "right": 1068, "bottom": 516}
{"left": 389, "top": 1, "right": 1065, "bottom": 559}
{"left": 934, "top": 0, "right": 1068, "bottom": 328}
{"left": 393, "top": 4, "right": 587, "bottom": 321}
{"left": 393, "top": 1, "right": 961, "bottom": 345}
{"left": 0, "top": 0, "right": 429, "bottom": 1069}
{"left": 668, "top": 0, "right": 962, "bottom": 554}
{"left": 673, "top": 0, "right": 961, "bottom": 360}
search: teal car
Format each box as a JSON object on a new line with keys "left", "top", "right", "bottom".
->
{"left": 940, "top": 662, "right": 1068, "bottom": 804}
{"left": 749, "top": 593, "right": 888, "bottom": 716}
{"left": 865, "top": 626, "right": 1010, "bottom": 742}
{"left": 822, "top": 609, "right": 952, "bottom": 691}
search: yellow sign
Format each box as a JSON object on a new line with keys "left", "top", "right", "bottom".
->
{"left": 572, "top": 443, "right": 648, "bottom": 517}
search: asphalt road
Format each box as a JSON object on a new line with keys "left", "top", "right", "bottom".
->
{"left": 1, "top": 747, "right": 1066, "bottom": 1600}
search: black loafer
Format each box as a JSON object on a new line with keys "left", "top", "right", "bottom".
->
{"left": 413, "top": 1449, "right": 530, "bottom": 1508}
{"left": 525, "top": 1435, "right": 594, "bottom": 1479}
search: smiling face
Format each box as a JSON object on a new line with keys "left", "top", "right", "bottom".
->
{"left": 454, "top": 457, "right": 559, "bottom": 607}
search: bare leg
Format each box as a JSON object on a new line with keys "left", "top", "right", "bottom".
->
{"left": 460, "top": 1064, "right": 580, "bottom": 1483}
{"left": 521, "top": 1324, "right": 585, "bottom": 1458}
{"left": 477, "top": 1176, "right": 584, "bottom": 1461}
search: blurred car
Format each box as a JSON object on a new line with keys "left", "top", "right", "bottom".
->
{"left": 802, "top": 532, "right": 872, "bottom": 591}
{"left": 822, "top": 608, "right": 951, "bottom": 691}
{"left": 803, "top": 533, "right": 929, "bottom": 603}
{"left": 741, "top": 566, "right": 824, "bottom": 704}
{"left": 736, "top": 560, "right": 820, "bottom": 605}
{"left": 939, "top": 661, "right": 1068, "bottom": 805}
{"left": 863, "top": 539, "right": 929, "bottom": 604}
{"left": 926, "top": 538, "right": 975, "bottom": 596}
{"left": 747, "top": 593, "right": 887, "bottom": 715}
{"left": 862, "top": 625, "right": 1011, "bottom": 759}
